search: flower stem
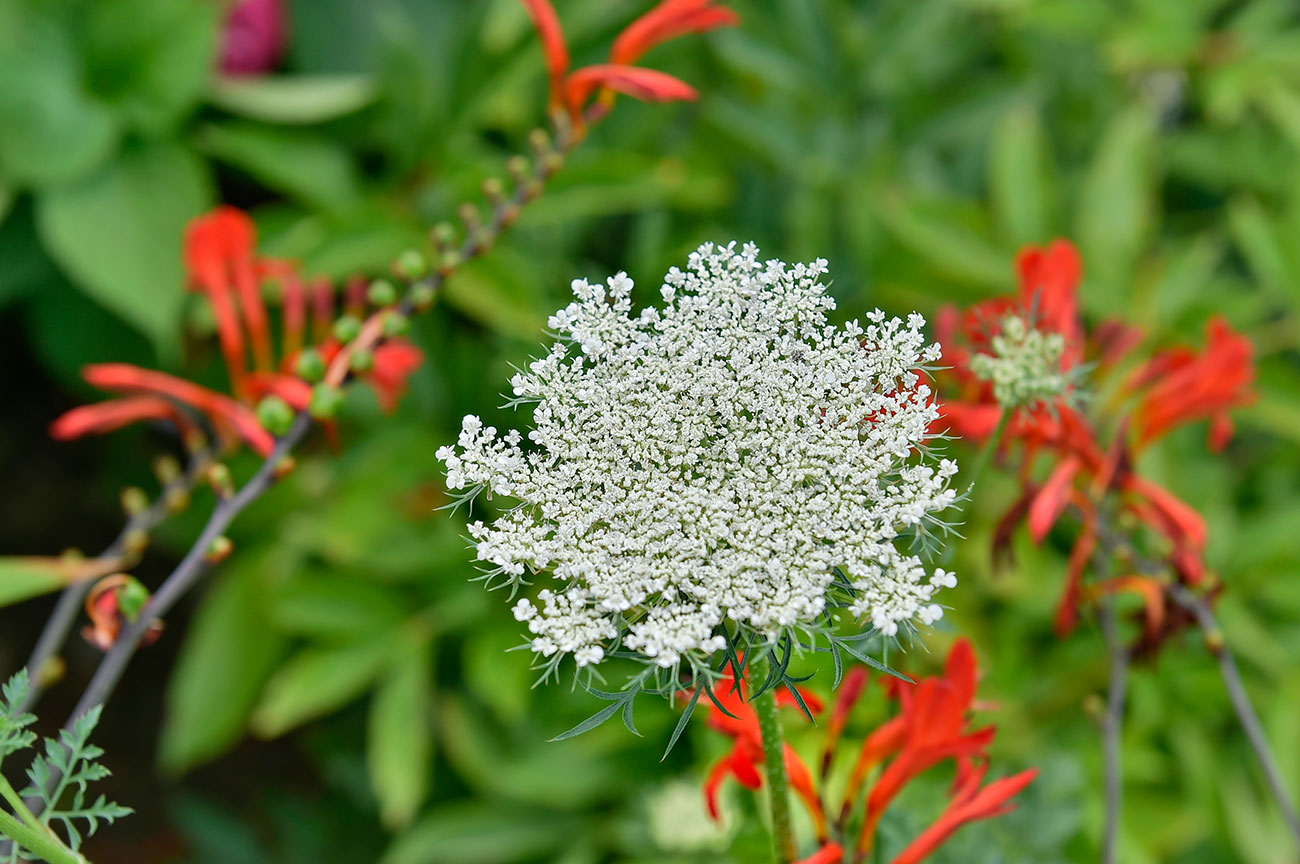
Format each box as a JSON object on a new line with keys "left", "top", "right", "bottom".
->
{"left": 754, "top": 660, "right": 797, "bottom": 864}
{"left": 0, "top": 775, "right": 84, "bottom": 864}
{"left": 963, "top": 409, "right": 1011, "bottom": 501}
{"left": 1167, "top": 582, "right": 1300, "bottom": 846}
{"left": 1098, "top": 598, "right": 1129, "bottom": 864}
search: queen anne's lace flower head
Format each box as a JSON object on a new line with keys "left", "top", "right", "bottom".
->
{"left": 438, "top": 242, "right": 958, "bottom": 674}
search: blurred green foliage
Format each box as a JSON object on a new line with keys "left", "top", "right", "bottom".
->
{"left": 5, "top": 0, "right": 1300, "bottom": 862}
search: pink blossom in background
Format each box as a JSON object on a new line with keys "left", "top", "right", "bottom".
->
{"left": 219, "top": 0, "right": 286, "bottom": 75}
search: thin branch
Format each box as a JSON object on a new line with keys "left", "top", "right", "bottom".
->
{"left": 1098, "top": 597, "right": 1128, "bottom": 864}
{"left": 16, "top": 451, "right": 211, "bottom": 714}
{"left": 1166, "top": 582, "right": 1300, "bottom": 846}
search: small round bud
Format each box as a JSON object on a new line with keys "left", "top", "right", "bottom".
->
{"left": 310, "top": 384, "right": 345, "bottom": 419}
{"left": 207, "top": 463, "right": 234, "bottom": 498}
{"left": 395, "top": 250, "right": 428, "bottom": 281}
{"left": 350, "top": 348, "right": 375, "bottom": 373}
{"left": 274, "top": 455, "right": 297, "bottom": 480}
{"left": 482, "top": 177, "right": 505, "bottom": 203}
{"left": 206, "top": 536, "right": 234, "bottom": 564}
{"left": 368, "top": 278, "right": 399, "bottom": 307}
{"left": 117, "top": 577, "right": 150, "bottom": 621}
{"left": 506, "top": 155, "right": 529, "bottom": 184}
{"left": 295, "top": 347, "right": 326, "bottom": 382}
{"left": 256, "top": 396, "right": 295, "bottom": 437}
{"left": 333, "top": 314, "right": 362, "bottom": 343}
{"left": 432, "top": 222, "right": 457, "bottom": 250}
{"left": 165, "top": 487, "right": 191, "bottom": 514}
{"left": 411, "top": 282, "right": 437, "bottom": 311}
{"left": 440, "top": 250, "right": 462, "bottom": 274}
{"left": 383, "top": 310, "right": 411, "bottom": 337}
{"left": 153, "top": 455, "right": 181, "bottom": 485}
{"left": 458, "top": 203, "right": 482, "bottom": 232}
{"left": 123, "top": 529, "right": 150, "bottom": 558}
{"left": 528, "top": 128, "right": 551, "bottom": 156}
{"left": 121, "top": 486, "right": 149, "bottom": 516}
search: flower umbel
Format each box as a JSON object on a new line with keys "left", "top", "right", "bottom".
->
{"left": 438, "top": 242, "right": 958, "bottom": 675}
{"left": 968, "top": 314, "right": 1071, "bottom": 411}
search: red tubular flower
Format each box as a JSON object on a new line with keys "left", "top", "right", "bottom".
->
{"left": 82, "top": 575, "right": 163, "bottom": 652}
{"left": 795, "top": 843, "right": 844, "bottom": 864}
{"left": 1088, "top": 576, "right": 1166, "bottom": 642}
{"left": 889, "top": 767, "right": 1038, "bottom": 864}
{"left": 1131, "top": 316, "right": 1255, "bottom": 451}
{"left": 520, "top": 0, "right": 570, "bottom": 110}
{"left": 185, "top": 209, "right": 251, "bottom": 399}
{"left": 1054, "top": 522, "right": 1096, "bottom": 637}
{"left": 82, "top": 364, "right": 275, "bottom": 456}
{"left": 1028, "top": 454, "right": 1082, "bottom": 543}
{"left": 367, "top": 341, "right": 426, "bottom": 413}
{"left": 821, "top": 667, "right": 870, "bottom": 778}
{"left": 51, "top": 396, "right": 194, "bottom": 442}
{"left": 1015, "top": 240, "right": 1085, "bottom": 368}
{"left": 245, "top": 372, "right": 314, "bottom": 411}
{"left": 611, "top": 0, "right": 740, "bottom": 65}
{"left": 564, "top": 64, "right": 698, "bottom": 113}
{"left": 311, "top": 278, "right": 335, "bottom": 344}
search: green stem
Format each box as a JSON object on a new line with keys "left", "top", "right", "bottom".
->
{"left": 754, "top": 661, "right": 797, "bottom": 864}
{"left": 963, "top": 409, "right": 1011, "bottom": 501}
{"left": 0, "top": 779, "right": 84, "bottom": 864}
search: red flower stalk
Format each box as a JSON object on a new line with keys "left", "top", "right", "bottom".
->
{"left": 699, "top": 640, "right": 1033, "bottom": 863}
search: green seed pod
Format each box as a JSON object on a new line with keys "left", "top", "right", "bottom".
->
{"left": 395, "top": 250, "right": 428, "bottom": 281}
{"left": 350, "top": 348, "right": 375, "bottom": 373}
{"left": 383, "top": 310, "right": 411, "bottom": 337}
{"left": 368, "top": 278, "right": 399, "bottom": 307}
{"left": 310, "top": 384, "right": 345, "bottom": 419}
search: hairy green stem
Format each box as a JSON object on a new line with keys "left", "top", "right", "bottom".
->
{"left": 0, "top": 776, "right": 84, "bottom": 864}
{"left": 754, "top": 662, "right": 797, "bottom": 864}
{"left": 963, "top": 409, "right": 1011, "bottom": 498}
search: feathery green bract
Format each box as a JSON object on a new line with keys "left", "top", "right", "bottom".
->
{"left": 0, "top": 673, "right": 132, "bottom": 862}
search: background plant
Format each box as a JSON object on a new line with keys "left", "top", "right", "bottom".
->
{"left": 4, "top": 1, "right": 1300, "bottom": 862}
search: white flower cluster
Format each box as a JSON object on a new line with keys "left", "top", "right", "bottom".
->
{"left": 437, "top": 242, "right": 958, "bottom": 670}
{"left": 970, "top": 314, "right": 1070, "bottom": 409}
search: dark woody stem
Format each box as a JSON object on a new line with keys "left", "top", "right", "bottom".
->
{"left": 1091, "top": 517, "right": 1300, "bottom": 849}
{"left": 1164, "top": 581, "right": 1300, "bottom": 846}
{"left": 754, "top": 656, "right": 797, "bottom": 864}
{"left": 1098, "top": 596, "right": 1128, "bottom": 864}
{"left": 17, "top": 450, "right": 212, "bottom": 715}
{"left": 18, "top": 111, "right": 594, "bottom": 823}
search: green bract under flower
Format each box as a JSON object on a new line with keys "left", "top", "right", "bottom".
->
{"left": 437, "top": 242, "right": 958, "bottom": 674}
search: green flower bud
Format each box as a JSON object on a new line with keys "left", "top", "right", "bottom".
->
{"left": 295, "top": 347, "right": 326, "bottom": 382}
{"left": 383, "top": 310, "right": 410, "bottom": 337}
{"left": 117, "top": 577, "right": 150, "bottom": 621}
{"left": 368, "top": 278, "right": 399, "bottom": 307}
{"left": 310, "top": 384, "right": 345, "bottom": 419}
{"left": 350, "top": 348, "right": 374, "bottom": 373}
{"left": 256, "top": 395, "right": 295, "bottom": 437}
{"left": 411, "top": 282, "right": 437, "bottom": 310}
{"left": 334, "top": 314, "right": 362, "bottom": 343}
{"left": 395, "top": 249, "right": 428, "bottom": 280}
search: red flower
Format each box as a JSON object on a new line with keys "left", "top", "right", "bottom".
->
{"left": 697, "top": 641, "right": 1034, "bottom": 863}
{"left": 367, "top": 341, "right": 426, "bottom": 413}
{"left": 1130, "top": 316, "right": 1255, "bottom": 451}
{"left": 82, "top": 574, "right": 163, "bottom": 652}
{"left": 611, "top": 0, "right": 740, "bottom": 65}
{"left": 518, "top": 0, "right": 736, "bottom": 122}
{"left": 890, "top": 764, "right": 1039, "bottom": 864}
{"left": 50, "top": 396, "right": 202, "bottom": 448}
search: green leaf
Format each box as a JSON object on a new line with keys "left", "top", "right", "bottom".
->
{"left": 196, "top": 122, "right": 360, "bottom": 209}
{"left": 876, "top": 189, "right": 1014, "bottom": 292}
{"left": 1076, "top": 105, "right": 1157, "bottom": 314}
{"left": 81, "top": 0, "right": 220, "bottom": 135}
{"left": 266, "top": 574, "right": 407, "bottom": 640}
{"left": 367, "top": 641, "right": 434, "bottom": 829}
{"left": 250, "top": 634, "right": 399, "bottom": 738}
{"left": 380, "top": 804, "right": 573, "bottom": 864}
{"left": 0, "top": 183, "right": 13, "bottom": 227}
{"left": 988, "top": 103, "right": 1054, "bottom": 247}
{"left": 0, "top": 557, "right": 75, "bottom": 608}
{"left": 36, "top": 140, "right": 213, "bottom": 351}
{"left": 0, "top": 11, "right": 119, "bottom": 185}
{"left": 159, "top": 554, "right": 289, "bottom": 775}
{"left": 209, "top": 75, "right": 376, "bottom": 125}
